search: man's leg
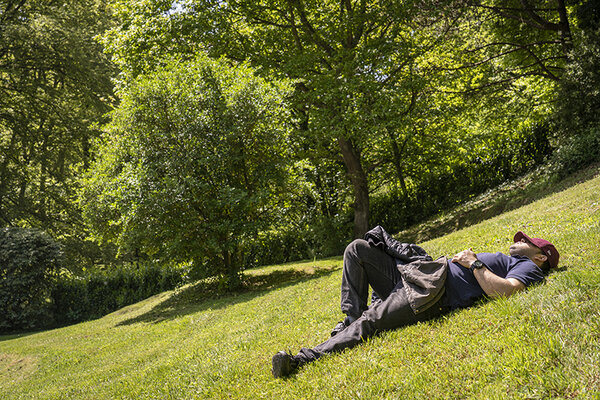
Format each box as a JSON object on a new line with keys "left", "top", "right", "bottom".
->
{"left": 340, "top": 239, "right": 402, "bottom": 321}
{"left": 293, "top": 281, "right": 446, "bottom": 365}
{"left": 272, "top": 240, "right": 440, "bottom": 378}
{"left": 271, "top": 289, "right": 445, "bottom": 378}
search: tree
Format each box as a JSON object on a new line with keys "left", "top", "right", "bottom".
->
{"left": 102, "top": 0, "right": 467, "bottom": 238}
{"left": 0, "top": 0, "right": 116, "bottom": 263}
{"left": 555, "top": 0, "right": 600, "bottom": 132}
{"left": 100, "top": 0, "right": 569, "bottom": 245}
{"left": 445, "top": 0, "right": 573, "bottom": 89}
{"left": 80, "top": 55, "right": 293, "bottom": 286}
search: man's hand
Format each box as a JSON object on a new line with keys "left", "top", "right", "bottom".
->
{"left": 451, "top": 248, "right": 478, "bottom": 268}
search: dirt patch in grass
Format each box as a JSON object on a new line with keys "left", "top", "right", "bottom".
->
{"left": 0, "top": 353, "right": 38, "bottom": 386}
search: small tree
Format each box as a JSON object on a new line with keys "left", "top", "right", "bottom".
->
{"left": 80, "top": 55, "right": 293, "bottom": 288}
{"left": 0, "top": 227, "right": 62, "bottom": 332}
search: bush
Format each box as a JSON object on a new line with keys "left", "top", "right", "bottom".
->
{"left": 81, "top": 55, "right": 293, "bottom": 288}
{"left": 0, "top": 227, "right": 63, "bottom": 333}
{"left": 554, "top": 125, "right": 600, "bottom": 177}
{"left": 51, "top": 262, "right": 187, "bottom": 326}
{"left": 242, "top": 215, "right": 352, "bottom": 268}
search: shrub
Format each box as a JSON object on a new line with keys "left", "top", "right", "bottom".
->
{"left": 51, "top": 262, "right": 187, "bottom": 326}
{"left": 0, "top": 227, "right": 63, "bottom": 333}
{"left": 370, "top": 122, "right": 553, "bottom": 233}
{"left": 554, "top": 125, "right": 600, "bottom": 177}
{"left": 80, "top": 55, "right": 293, "bottom": 289}
{"left": 242, "top": 215, "right": 351, "bottom": 268}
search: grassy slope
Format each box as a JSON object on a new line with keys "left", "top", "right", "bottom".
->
{"left": 1, "top": 167, "right": 599, "bottom": 399}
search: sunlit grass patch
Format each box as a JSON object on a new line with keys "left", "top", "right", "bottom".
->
{"left": 0, "top": 166, "right": 599, "bottom": 399}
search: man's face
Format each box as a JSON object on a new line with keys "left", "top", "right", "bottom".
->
{"left": 509, "top": 238, "right": 543, "bottom": 261}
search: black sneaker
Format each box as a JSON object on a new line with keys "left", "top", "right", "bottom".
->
{"left": 331, "top": 315, "right": 357, "bottom": 336}
{"left": 271, "top": 351, "right": 298, "bottom": 378}
{"left": 330, "top": 320, "right": 347, "bottom": 336}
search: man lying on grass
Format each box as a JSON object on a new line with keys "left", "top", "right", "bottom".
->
{"left": 272, "top": 227, "right": 559, "bottom": 378}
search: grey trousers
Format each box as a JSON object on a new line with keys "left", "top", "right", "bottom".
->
{"left": 296, "top": 239, "right": 447, "bottom": 363}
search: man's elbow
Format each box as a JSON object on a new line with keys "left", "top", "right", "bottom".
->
{"left": 502, "top": 278, "right": 526, "bottom": 298}
{"left": 488, "top": 279, "right": 525, "bottom": 299}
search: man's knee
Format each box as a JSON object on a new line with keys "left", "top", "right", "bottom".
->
{"left": 344, "top": 238, "right": 371, "bottom": 259}
{"left": 351, "top": 312, "right": 379, "bottom": 339}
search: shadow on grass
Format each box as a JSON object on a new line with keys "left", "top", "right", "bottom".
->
{"left": 115, "top": 261, "right": 570, "bottom": 328}
{"left": 115, "top": 263, "right": 341, "bottom": 327}
{"left": 550, "top": 266, "right": 570, "bottom": 275}
{"left": 0, "top": 332, "right": 36, "bottom": 342}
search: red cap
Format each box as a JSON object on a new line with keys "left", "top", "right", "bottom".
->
{"left": 514, "top": 231, "right": 559, "bottom": 269}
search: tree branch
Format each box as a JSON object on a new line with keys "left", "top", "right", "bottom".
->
{"left": 470, "top": 1, "right": 562, "bottom": 32}
{"left": 439, "top": 70, "right": 557, "bottom": 94}
{"left": 285, "top": 2, "right": 304, "bottom": 52}
{"left": 352, "top": 0, "right": 368, "bottom": 47}
{"left": 287, "top": 0, "right": 335, "bottom": 57}
{"left": 341, "top": 0, "right": 354, "bottom": 48}
{"left": 439, "top": 40, "right": 564, "bottom": 72}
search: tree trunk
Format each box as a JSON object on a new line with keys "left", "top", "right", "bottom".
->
{"left": 222, "top": 247, "right": 242, "bottom": 290}
{"left": 388, "top": 130, "right": 408, "bottom": 198}
{"left": 337, "top": 135, "right": 369, "bottom": 239}
{"left": 556, "top": 0, "right": 572, "bottom": 56}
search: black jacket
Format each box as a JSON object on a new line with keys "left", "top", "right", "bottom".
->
{"left": 364, "top": 225, "right": 447, "bottom": 314}
{"left": 364, "top": 225, "right": 432, "bottom": 263}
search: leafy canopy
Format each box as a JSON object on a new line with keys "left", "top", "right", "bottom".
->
{"left": 80, "top": 54, "right": 293, "bottom": 282}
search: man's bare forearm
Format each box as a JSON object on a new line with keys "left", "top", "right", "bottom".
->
{"left": 471, "top": 266, "right": 524, "bottom": 298}
{"left": 452, "top": 248, "right": 525, "bottom": 298}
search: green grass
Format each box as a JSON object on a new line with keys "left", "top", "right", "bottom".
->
{"left": 1, "top": 166, "right": 600, "bottom": 399}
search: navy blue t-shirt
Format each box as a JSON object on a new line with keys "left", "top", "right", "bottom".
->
{"left": 444, "top": 252, "right": 545, "bottom": 310}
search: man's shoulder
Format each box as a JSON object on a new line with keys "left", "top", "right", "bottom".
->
{"left": 479, "top": 252, "right": 540, "bottom": 271}
{"left": 477, "top": 251, "right": 510, "bottom": 262}
{"left": 479, "top": 252, "right": 533, "bottom": 263}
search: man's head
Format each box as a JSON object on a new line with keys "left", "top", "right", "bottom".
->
{"left": 509, "top": 231, "right": 559, "bottom": 271}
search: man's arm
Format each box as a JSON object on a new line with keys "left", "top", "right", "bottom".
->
{"left": 452, "top": 248, "right": 525, "bottom": 298}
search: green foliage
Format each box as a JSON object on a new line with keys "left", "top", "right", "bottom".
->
{"left": 371, "top": 122, "right": 553, "bottom": 232}
{"left": 460, "top": 0, "right": 571, "bottom": 83}
{"left": 80, "top": 55, "right": 293, "bottom": 286}
{"left": 0, "top": 0, "right": 116, "bottom": 268}
{"left": 243, "top": 159, "right": 353, "bottom": 266}
{"left": 554, "top": 125, "right": 600, "bottom": 176}
{"left": 0, "top": 0, "right": 115, "bottom": 223}
{"left": 0, "top": 227, "right": 62, "bottom": 333}
{"left": 0, "top": 225, "right": 186, "bottom": 331}
{"left": 576, "top": 0, "right": 600, "bottom": 33}
{"left": 552, "top": 2, "right": 600, "bottom": 174}
{"left": 102, "top": 0, "right": 477, "bottom": 237}
{"left": 555, "top": 29, "right": 600, "bottom": 134}
{"left": 51, "top": 263, "right": 186, "bottom": 326}
{"left": 244, "top": 215, "right": 351, "bottom": 268}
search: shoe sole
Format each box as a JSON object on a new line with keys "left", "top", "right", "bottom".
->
{"left": 272, "top": 352, "right": 291, "bottom": 378}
